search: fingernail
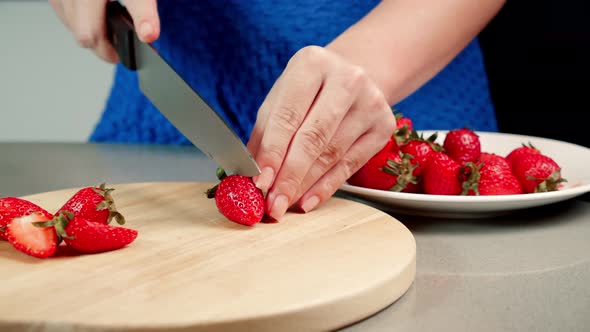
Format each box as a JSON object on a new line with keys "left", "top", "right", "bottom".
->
{"left": 139, "top": 22, "right": 153, "bottom": 41}
{"left": 269, "top": 194, "right": 289, "bottom": 220}
{"left": 254, "top": 167, "right": 274, "bottom": 191}
{"left": 301, "top": 196, "right": 320, "bottom": 213}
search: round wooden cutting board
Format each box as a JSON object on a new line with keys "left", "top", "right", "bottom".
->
{"left": 0, "top": 182, "right": 416, "bottom": 332}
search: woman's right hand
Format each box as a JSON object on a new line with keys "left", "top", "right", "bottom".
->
{"left": 49, "top": 0, "right": 160, "bottom": 63}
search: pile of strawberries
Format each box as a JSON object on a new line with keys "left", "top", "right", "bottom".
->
{"left": 348, "top": 113, "right": 566, "bottom": 195}
{"left": 0, "top": 184, "right": 137, "bottom": 259}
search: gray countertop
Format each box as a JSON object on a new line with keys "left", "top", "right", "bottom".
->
{"left": 2, "top": 142, "right": 589, "bottom": 332}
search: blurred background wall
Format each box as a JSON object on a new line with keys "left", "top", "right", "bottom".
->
{"left": 0, "top": 0, "right": 113, "bottom": 142}
{"left": 1, "top": 0, "right": 588, "bottom": 146}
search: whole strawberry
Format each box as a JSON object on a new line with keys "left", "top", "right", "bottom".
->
{"left": 511, "top": 153, "right": 566, "bottom": 193}
{"left": 347, "top": 143, "right": 417, "bottom": 192}
{"left": 462, "top": 160, "right": 523, "bottom": 196}
{"left": 443, "top": 128, "right": 481, "bottom": 165}
{"left": 423, "top": 151, "right": 466, "bottom": 195}
{"left": 400, "top": 130, "right": 442, "bottom": 177}
{"left": 506, "top": 143, "right": 541, "bottom": 167}
{"left": 207, "top": 168, "right": 265, "bottom": 226}
{"left": 45, "top": 212, "right": 137, "bottom": 254}
{"left": 6, "top": 212, "right": 57, "bottom": 258}
{"left": 479, "top": 152, "right": 512, "bottom": 171}
{"left": 0, "top": 197, "right": 53, "bottom": 241}
{"left": 56, "top": 183, "right": 125, "bottom": 225}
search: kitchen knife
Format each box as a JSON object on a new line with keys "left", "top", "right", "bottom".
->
{"left": 105, "top": 1, "right": 261, "bottom": 177}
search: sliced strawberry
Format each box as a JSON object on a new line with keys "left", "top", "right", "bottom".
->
{"left": 6, "top": 212, "right": 57, "bottom": 258}
{"left": 0, "top": 197, "right": 53, "bottom": 241}
{"left": 54, "top": 213, "right": 137, "bottom": 254}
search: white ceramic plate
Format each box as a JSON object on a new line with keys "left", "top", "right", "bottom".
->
{"left": 339, "top": 131, "right": 590, "bottom": 219}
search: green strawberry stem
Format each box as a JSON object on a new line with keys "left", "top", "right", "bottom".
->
{"left": 382, "top": 152, "right": 419, "bottom": 192}
{"left": 93, "top": 183, "right": 126, "bottom": 225}
{"left": 206, "top": 167, "right": 228, "bottom": 198}
{"left": 32, "top": 211, "right": 75, "bottom": 241}
{"left": 460, "top": 162, "right": 482, "bottom": 196}
{"left": 527, "top": 169, "right": 567, "bottom": 192}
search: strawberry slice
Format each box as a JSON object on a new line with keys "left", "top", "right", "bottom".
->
{"left": 57, "top": 214, "right": 138, "bottom": 254}
{"left": 6, "top": 212, "right": 57, "bottom": 258}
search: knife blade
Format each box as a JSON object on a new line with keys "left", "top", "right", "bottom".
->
{"left": 105, "top": 1, "right": 260, "bottom": 177}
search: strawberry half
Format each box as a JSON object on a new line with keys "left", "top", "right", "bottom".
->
{"left": 56, "top": 183, "right": 125, "bottom": 225}
{"left": 207, "top": 168, "right": 265, "bottom": 226}
{"left": 41, "top": 212, "right": 138, "bottom": 254}
{"left": 6, "top": 212, "right": 57, "bottom": 258}
{"left": 0, "top": 197, "right": 53, "bottom": 241}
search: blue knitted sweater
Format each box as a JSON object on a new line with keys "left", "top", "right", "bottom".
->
{"left": 90, "top": 0, "right": 497, "bottom": 145}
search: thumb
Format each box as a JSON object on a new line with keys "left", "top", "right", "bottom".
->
{"left": 123, "top": 0, "right": 160, "bottom": 43}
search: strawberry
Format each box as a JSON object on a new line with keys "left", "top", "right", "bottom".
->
{"left": 347, "top": 141, "right": 417, "bottom": 192}
{"left": 462, "top": 160, "right": 523, "bottom": 195}
{"left": 207, "top": 168, "right": 265, "bottom": 226}
{"left": 400, "top": 130, "right": 442, "bottom": 177}
{"left": 56, "top": 183, "right": 125, "bottom": 225}
{"left": 443, "top": 128, "right": 481, "bottom": 165}
{"left": 393, "top": 111, "right": 413, "bottom": 144}
{"left": 6, "top": 212, "right": 57, "bottom": 258}
{"left": 506, "top": 143, "right": 541, "bottom": 167}
{"left": 423, "top": 151, "right": 466, "bottom": 195}
{"left": 511, "top": 153, "right": 566, "bottom": 193}
{"left": 382, "top": 153, "right": 421, "bottom": 193}
{"left": 0, "top": 197, "right": 53, "bottom": 241}
{"left": 47, "top": 213, "right": 137, "bottom": 254}
{"left": 384, "top": 136, "right": 400, "bottom": 155}
{"left": 479, "top": 152, "right": 512, "bottom": 171}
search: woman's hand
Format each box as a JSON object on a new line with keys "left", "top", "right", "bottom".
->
{"left": 247, "top": 46, "right": 396, "bottom": 220}
{"left": 49, "top": 0, "right": 160, "bottom": 63}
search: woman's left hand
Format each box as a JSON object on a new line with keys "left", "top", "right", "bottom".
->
{"left": 247, "top": 45, "right": 396, "bottom": 220}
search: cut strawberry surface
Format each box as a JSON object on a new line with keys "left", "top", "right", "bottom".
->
{"left": 6, "top": 212, "right": 57, "bottom": 258}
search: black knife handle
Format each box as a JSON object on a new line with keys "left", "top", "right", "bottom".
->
{"left": 106, "top": 1, "right": 138, "bottom": 70}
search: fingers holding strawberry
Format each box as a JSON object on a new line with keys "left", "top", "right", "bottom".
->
{"left": 0, "top": 197, "right": 54, "bottom": 241}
